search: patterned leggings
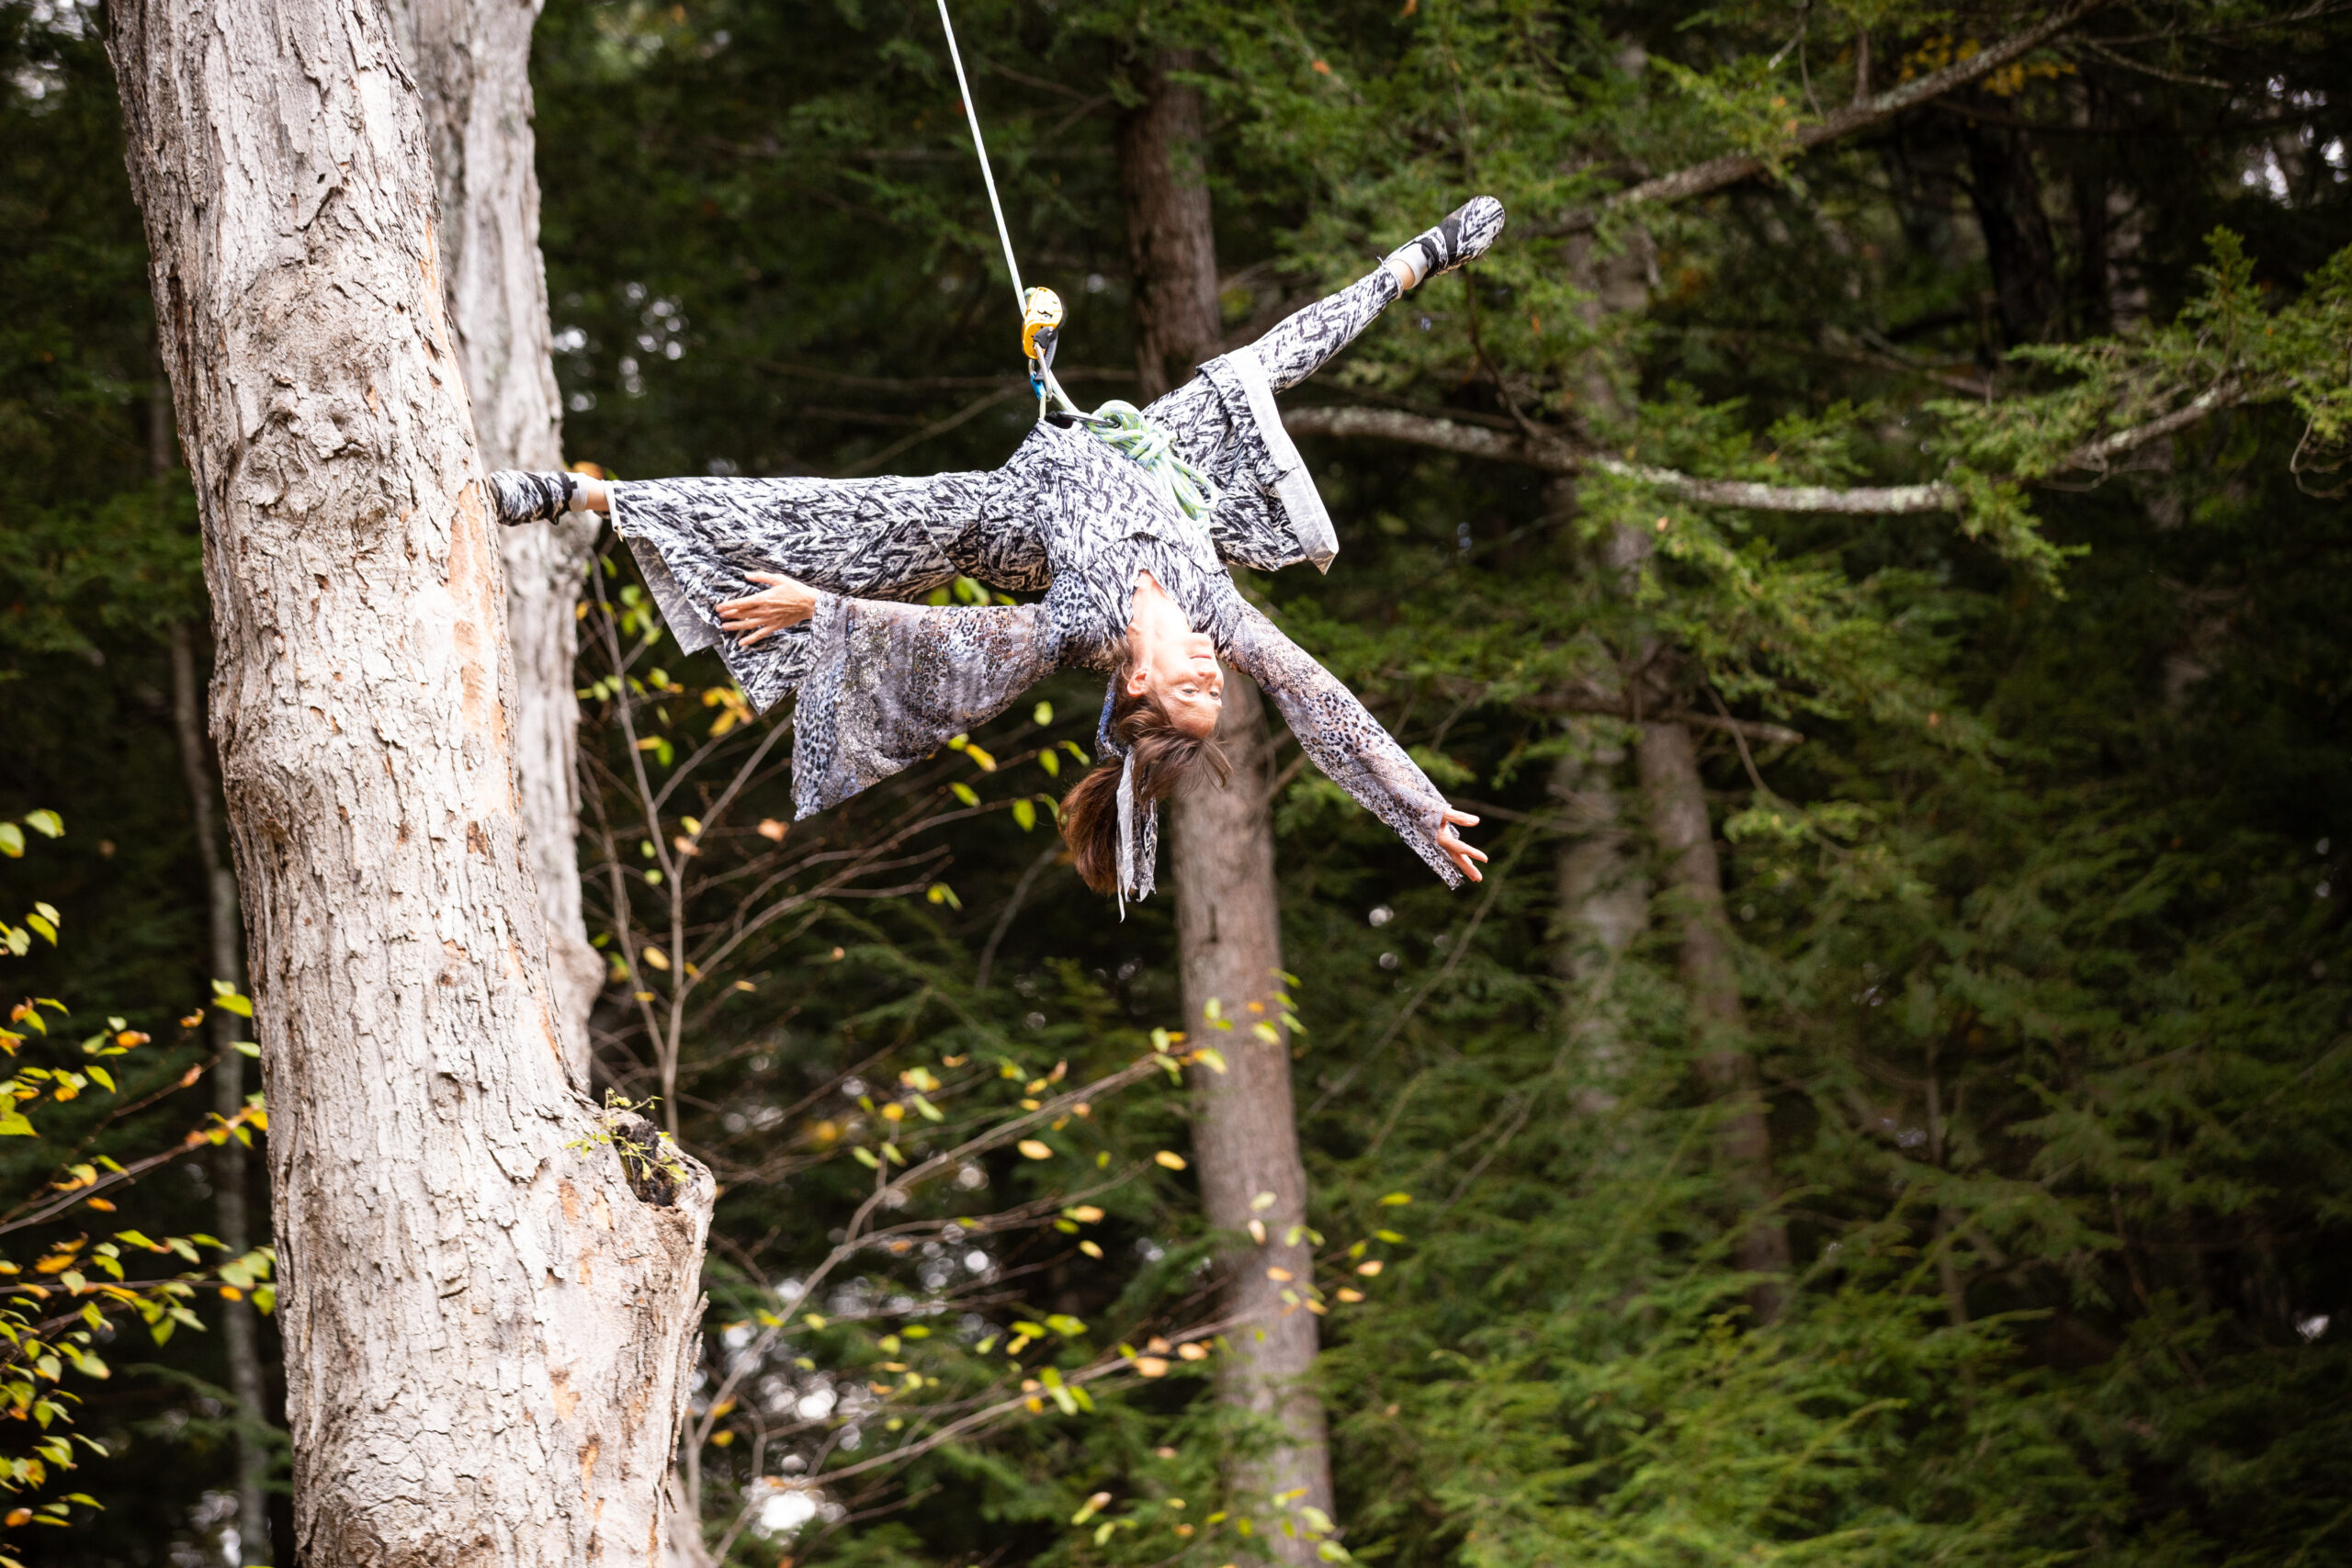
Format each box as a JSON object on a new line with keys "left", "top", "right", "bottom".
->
{"left": 611, "top": 266, "right": 1399, "bottom": 592}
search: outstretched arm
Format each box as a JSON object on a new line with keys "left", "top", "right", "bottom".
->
{"left": 1223, "top": 603, "right": 1485, "bottom": 886}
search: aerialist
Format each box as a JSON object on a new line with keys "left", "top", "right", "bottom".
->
{"left": 490, "top": 198, "right": 1505, "bottom": 907}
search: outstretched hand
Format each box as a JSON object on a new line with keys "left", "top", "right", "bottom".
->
{"left": 1435, "top": 806, "right": 1487, "bottom": 884}
{"left": 716, "top": 571, "right": 820, "bottom": 647}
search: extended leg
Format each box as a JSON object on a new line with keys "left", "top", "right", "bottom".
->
{"left": 1248, "top": 195, "right": 1508, "bottom": 391}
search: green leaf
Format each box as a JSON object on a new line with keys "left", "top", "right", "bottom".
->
{"left": 950, "top": 781, "right": 979, "bottom": 807}
{"left": 22, "top": 811, "right": 62, "bottom": 840}
{"left": 1012, "top": 797, "right": 1037, "bottom": 832}
{"left": 0, "top": 824, "right": 22, "bottom": 858}
{"left": 233, "top": 1042, "right": 261, "bottom": 1057}
{"left": 0, "top": 1112, "right": 33, "bottom": 1137}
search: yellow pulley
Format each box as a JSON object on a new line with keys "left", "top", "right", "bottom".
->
{"left": 1022, "top": 286, "right": 1065, "bottom": 364}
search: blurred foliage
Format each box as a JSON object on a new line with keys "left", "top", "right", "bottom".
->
{"left": 6, "top": 0, "right": 2352, "bottom": 1563}
{"left": 0, "top": 816, "right": 271, "bottom": 1567}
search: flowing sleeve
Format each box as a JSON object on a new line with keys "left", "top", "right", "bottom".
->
{"left": 1222, "top": 602, "right": 1464, "bottom": 888}
{"left": 792, "top": 595, "right": 1064, "bottom": 819}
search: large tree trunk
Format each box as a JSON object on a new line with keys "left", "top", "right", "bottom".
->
{"left": 388, "top": 0, "right": 604, "bottom": 1082}
{"left": 1118, "top": 47, "right": 1337, "bottom": 1557}
{"left": 107, "top": 3, "right": 713, "bottom": 1562}
{"left": 1116, "top": 49, "right": 1223, "bottom": 400}
{"left": 1171, "top": 677, "right": 1337, "bottom": 1561}
{"left": 1635, "top": 721, "right": 1790, "bottom": 1320}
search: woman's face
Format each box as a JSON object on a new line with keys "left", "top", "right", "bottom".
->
{"left": 1126, "top": 583, "right": 1224, "bottom": 738}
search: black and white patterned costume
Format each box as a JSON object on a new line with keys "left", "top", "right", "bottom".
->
{"left": 491, "top": 199, "right": 1505, "bottom": 897}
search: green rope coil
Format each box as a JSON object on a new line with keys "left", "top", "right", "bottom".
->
{"left": 1079, "top": 400, "right": 1219, "bottom": 527}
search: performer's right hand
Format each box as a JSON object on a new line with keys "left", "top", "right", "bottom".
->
{"left": 716, "top": 571, "right": 821, "bottom": 646}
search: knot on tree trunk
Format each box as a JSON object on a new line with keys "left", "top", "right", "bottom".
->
{"left": 610, "top": 1111, "right": 688, "bottom": 1207}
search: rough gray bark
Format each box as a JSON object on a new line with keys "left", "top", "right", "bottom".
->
{"left": 1635, "top": 721, "right": 1791, "bottom": 1321}
{"left": 1116, "top": 50, "right": 1223, "bottom": 400}
{"left": 107, "top": 2, "right": 713, "bottom": 1561}
{"left": 387, "top": 0, "right": 604, "bottom": 1082}
{"left": 1171, "top": 676, "right": 1336, "bottom": 1561}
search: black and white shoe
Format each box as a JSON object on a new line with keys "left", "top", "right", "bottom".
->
{"left": 485, "top": 469, "right": 576, "bottom": 526}
{"left": 1386, "top": 196, "right": 1507, "bottom": 290}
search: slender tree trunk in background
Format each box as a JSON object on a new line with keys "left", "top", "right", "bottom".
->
{"left": 1961, "top": 112, "right": 2063, "bottom": 347}
{"left": 1171, "top": 678, "right": 1337, "bottom": 1561}
{"left": 107, "top": 2, "right": 713, "bottom": 1561}
{"left": 1117, "top": 50, "right": 1223, "bottom": 399}
{"left": 1564, "top": 227, "right": 1789, "bottom": 1318}
{"left": 1119, "top": 48, "right": 1336, "bottom": 1556}
{"left": 2069, "top": 79, "right": 2112, "bottom": 338}
{"left": 1549, "top": 728, "right": 1646, "bottom": 1112}
{"left": 1635, "top": 721, "right": 1790, "bottom": 1321}
{"left": 388, "top": 0, "right": 604, "bottom": 1084}
{"left": 1549, "top": 266, "right": 1654, "bottom": 1115}
{"left": 169, "top": 626, "right": 275, "bottom": 1566}
{"left": 156, "top": 361, "right": 276, "bottom": 1568}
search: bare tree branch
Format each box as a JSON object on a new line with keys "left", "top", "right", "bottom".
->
{"left": 1288, "top": 377, "right": 2249, "bottom": 513}
{"left": 2051, "top": 376, "right": 2242, "bottom": 478}
{"left": 1588, "top": 0, "right": 2118, "bottom": 218}
{"left": 1281, "top": 405, "right": 1959, "bottom": 513}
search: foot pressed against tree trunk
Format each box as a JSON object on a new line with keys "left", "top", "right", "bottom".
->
{"left": 1171, "top": 676, "right": 1337, "bottom": 1561}
{"left": 388, "top": 0, "right": 605, "bottom": 1082}
{"left": 1636, "top": 720, "right": 1790, "bottom": 1321}
{"left": 387, "top": 7, "right": 717, "bottom": 1560}
{"left": 107, "top": 2, "right": 713, "bottom": 1561}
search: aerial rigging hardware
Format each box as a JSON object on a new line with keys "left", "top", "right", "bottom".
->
{"left": 932, "top": 0, "right": 1218, "bottom": 528}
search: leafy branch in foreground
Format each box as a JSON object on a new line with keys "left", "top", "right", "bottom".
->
{"left": 0, "top": 813, "right": 275, "bottom": 1567}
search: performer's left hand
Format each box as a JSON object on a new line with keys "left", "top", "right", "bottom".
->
{"left": 1436, "top": 807, "right": 1487, "bottom": 883}
{"left": 717, "top": 571, "right": 821, "bottom": 646}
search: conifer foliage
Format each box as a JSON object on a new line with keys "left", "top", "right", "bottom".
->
{"left": 3, "top": 0, "right": 2351, "bottom": 1562}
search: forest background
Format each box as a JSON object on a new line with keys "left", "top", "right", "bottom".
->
{"left": 4, "top": 0, "right": 2351, "bottom": 1564}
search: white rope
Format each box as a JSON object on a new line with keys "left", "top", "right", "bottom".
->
{"left": 934, "top": 0, "right": 1024, "bottom": 313}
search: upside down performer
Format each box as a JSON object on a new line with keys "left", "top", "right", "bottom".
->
{"left": 490, "top": 198, "right": 1506, "bottom": 906}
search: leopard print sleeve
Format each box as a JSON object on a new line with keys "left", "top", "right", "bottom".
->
{"left": 1222, "top": 600, "right": 1464, "bottom": 888}
{"left": 791, "top": 595, "right": 1067, "bottom": 820}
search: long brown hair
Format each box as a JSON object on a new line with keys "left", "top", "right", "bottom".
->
{"left": 1061, "top": 645, "right": 1229, "bottom": 897}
